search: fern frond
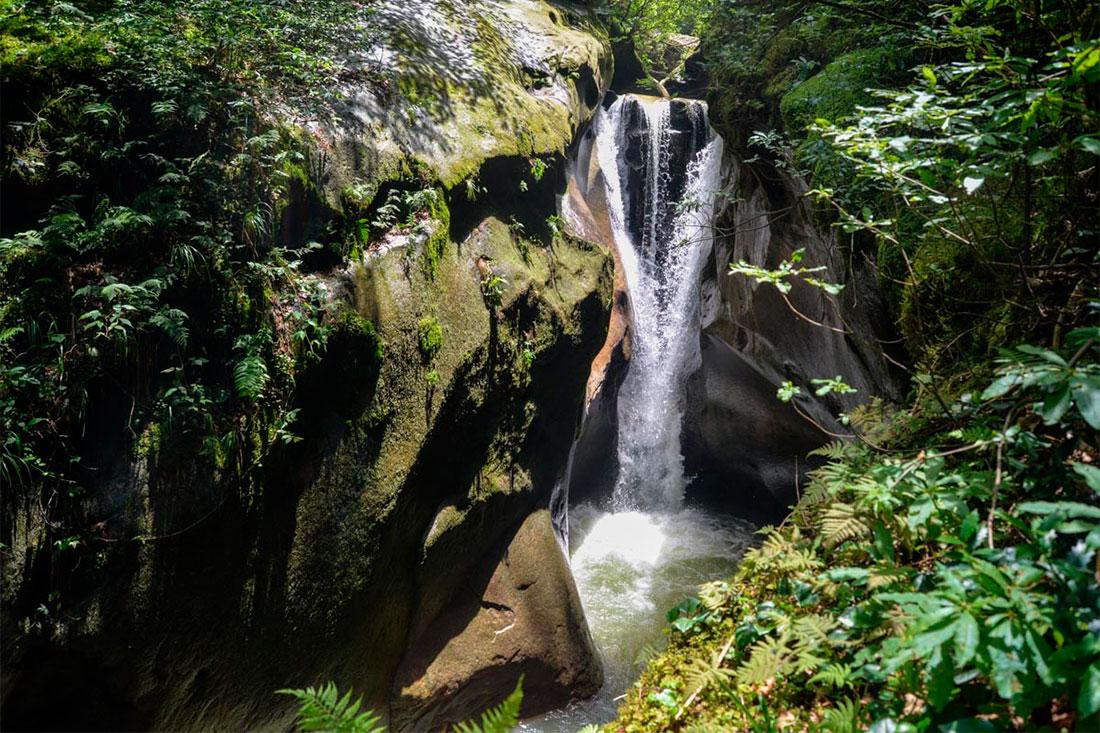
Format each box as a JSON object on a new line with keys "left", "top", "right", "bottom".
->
{"left": 809, "top": 663, "right": 855, "bottom": 690}
{"left": 736, "top": 631, "right": 791, "bottom": 685}
{"left": 452, "top": 675, "right": 523, "bottom": 733}
{"left": 868, "top": 566, "right": 910, "bottom": 591}
{"left": 818, "top": 697, "right": 862, "bottom": 733}
{"left": 819, "top": 502, "right": 869, "bottom": 547}
{"left": 791, "top": 614, "right": 835, "bottom": 646}
{"left": 234, "top": 354, "right": 269, "bottom": 399}
{"left": 808, "top": 441, "right": 851, "bottom": 460}
{"left": 634, "top": 642, "right": 662, "bottom": 668}
{"left": 277, "top": 682, "right": 385, "bottom": 733}
{"left": 698, "top": 580, "right": 731, "bottom": 612}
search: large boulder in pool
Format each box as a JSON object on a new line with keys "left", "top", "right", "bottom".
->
{"left": 390, "top": 509, "right": 602, "bottom": 730}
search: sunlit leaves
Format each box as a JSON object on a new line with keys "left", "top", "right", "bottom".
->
{"left": 729, "top": 247, "right": 844, "bottom": 295}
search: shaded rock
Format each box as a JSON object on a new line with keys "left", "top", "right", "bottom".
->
{"left": 683, "top": 159, "right": 902, "bottom": 514}
{"left": 0, "top": 4, "right": 615, "bottom": 729}
{"left": 392, "top": 509, "right": 601, "bottom": 730}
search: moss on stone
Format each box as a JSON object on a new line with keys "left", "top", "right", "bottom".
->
{"left": 779, "top": 47, "right": 908, "bottom": 132}
{"left": 420, "top": 187, "right": 450, "bottom": 279}
{"left": 416, "top": 315, "right": 443, "bottom": 362}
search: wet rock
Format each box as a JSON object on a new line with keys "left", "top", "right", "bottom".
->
{"left": 683, "top": 160, "right": 902, "bottom": 514}
{"left": 391, "top": 509, "right": 602, "bottom": 730}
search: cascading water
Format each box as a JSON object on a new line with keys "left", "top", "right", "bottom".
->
{"left": 595, "top": 95, "right": 725, "bottom": 510}
{"left": 523, "top": 96, "right": 754, "bottom": 731}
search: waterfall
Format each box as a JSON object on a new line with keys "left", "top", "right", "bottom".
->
{"left": 592, "top": 95, "right": 726, "bottom": 511}
{"left": 523, "top": 98, "right": 743, "bottom": 733}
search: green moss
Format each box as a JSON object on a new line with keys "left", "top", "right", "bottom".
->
{"left": 133, "top": 421, "right": 163, "bottom": 461}
{"left": 779, "top": 47, "right": 907, "bottom": 132}
{"left": 420, "top": 187, "right": 450, "bottom": 279}
{"left": 331, "top": 310, "right": 385, "bottom": 370}
{"left": 417, "top": 315, "right": 443, "bottom": 363}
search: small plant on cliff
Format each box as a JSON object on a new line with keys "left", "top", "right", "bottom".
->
{"left": 480, "top": 271, "right": 508, "bottom": 311}
{"left": 417, "top": 316, "right": 444, "bottom": 363}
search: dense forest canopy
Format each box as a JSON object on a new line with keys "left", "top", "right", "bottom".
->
{"left": 1, "top": 0, "right": 1098, "bottom": 731}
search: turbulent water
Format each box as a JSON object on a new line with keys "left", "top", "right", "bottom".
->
{"left": 523, "top": 96, "right": 747, "bottom": 731}
{"left": 520, "top": 505, "right": 753, "bottom": 732}
{"left": 594, "top": 95, "right": 726, "bottom": 511}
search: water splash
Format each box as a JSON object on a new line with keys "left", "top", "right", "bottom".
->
{"left": 522, "top": 96, "right": 734, "bottom": 732}
{"left": 592, "top": 95, "right": 726, "bottom": 510}
{"left": 518, "top": 504, "right": 753, "bottom": 732}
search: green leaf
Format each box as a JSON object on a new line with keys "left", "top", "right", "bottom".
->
{"left": 1027, "top": 148, "right": 1057, "bottom": 165}
{"left": 277, "top": 682, "right": 384, "bottom": 733}
{"left": 954, "top": 613, "right": 979, "bottom": 667}
{"left": 1017, "top": 501, "right": 1100, "bottom": 520}
{"left": 1039, "top": 384, "right": 1071, "bottom": 424}
{"left": 927, "top": 655, "right": 955, "bottom": 710}
{"left": 1072, "top": 378, "right": 1100, "bottom": 429}
{"left": 1073, "top": 463, "right": 1100, "bottom": 493}
{"left": 777, "top": 381, "right": 802, "bottom": 403}
{"left": 1075, "top": 135, "right": 1100, "bottom": 156}
{"left": 1079, "top": 663, "right": 1100, "bottom": 717}
{"left": 452, "top": 676, "right": 523, "bottom": 733}
{"left": 962, "top": 176, "right": 984, "bottom": 194}
{"left": 981, "top": 374, "right": 1019, "bottom": 400}
{"left": 233, "top": 354, "right": 269, "bottom": 400}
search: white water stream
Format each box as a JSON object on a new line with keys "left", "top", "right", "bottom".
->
{"left": 522, "top": 96, "right": 754, "bottom": 731}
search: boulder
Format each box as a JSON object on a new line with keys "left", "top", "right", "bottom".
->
{"left": 683, "top": 160, "right": 902, "bottom": 515}
{"left": 392, "top": 509, "right": 601, "bottom": 730}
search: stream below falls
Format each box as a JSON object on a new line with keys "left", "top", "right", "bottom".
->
{"left": 522, "top": 94, "right": 754, "bottom": 730}
{"left": 520, "top": 505, "right": 755, "bottom": 731}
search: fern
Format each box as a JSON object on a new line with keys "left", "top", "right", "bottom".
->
{"left": 150, "top": 307, "right": 189, "bottom": 348}
{"left": 819, "top": 502, "right": 869, "bottom": 547}
{"left": 809, "top": 663, "right": 855, "bottom": 690}
{"left": 736, "top": 631, "right": 791, "bottom": 685}
{"left": 277, "top": 682, "right": 385, "bottom": 733}
{"left": 634, "top": 642, "right": 662, "bottom": 668}
{"left": 699, "top": 580, "right": 732, "bottom": 612}
{"left": 452, "top": 675, "right": 523, "bottom": 733}
{"left": 818, "top": 697, "right": 862, "bottom": 733}
{"left": 808, "top": 441, "right": 851, "bottom": 460}
{"left": 233, "top": 354, "right": 269, "bottom": 399}
{"left": 685, "top": 647, "right": 737, "bottom": 701}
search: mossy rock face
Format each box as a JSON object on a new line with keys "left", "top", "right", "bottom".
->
{"left": 310, "top": 0, "right": 613, "bottom": 205}
{"left": 267, "top": 212, "right": 613, "bottom": 726}
{"left": 0, "top": 4, "right": 614, "bottom": 730}
{"left": 779, "top": 47, "right": 908, "bottom": 132}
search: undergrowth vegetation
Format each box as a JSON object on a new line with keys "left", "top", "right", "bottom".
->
{"left": 280, "top": 677, "right": 525, "bottom": 733}
{"left": 615, "top": 339, "right": 1099, "bottom": 730}
{"left": 615, "top": 0, "right": 1098, "bottom": 730}
{"left": 0, "top": 0, "right": 380, "bottom": 623}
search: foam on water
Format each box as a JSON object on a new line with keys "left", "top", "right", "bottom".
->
{"left": 520, "top": 504, "right": 753, "bottom": 731}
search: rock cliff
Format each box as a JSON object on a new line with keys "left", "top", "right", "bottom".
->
{"left": 1, "top": 2, "right": 613, "bottom": 729}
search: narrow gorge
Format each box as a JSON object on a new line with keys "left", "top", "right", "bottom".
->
{"left": 3, "top": 1, "right": 1095, "bottom": 731}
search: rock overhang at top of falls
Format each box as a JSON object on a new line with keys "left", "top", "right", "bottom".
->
{"left": 296, "top": 0, "right": 613, "bottom": 203}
